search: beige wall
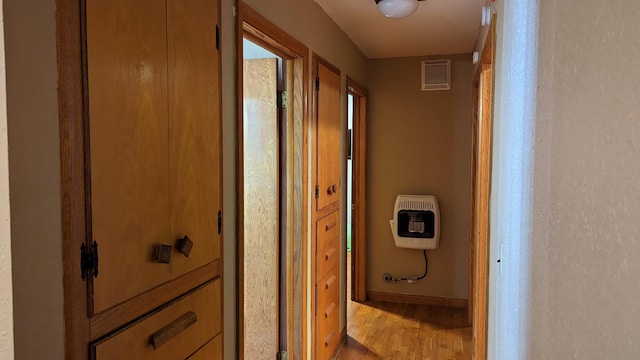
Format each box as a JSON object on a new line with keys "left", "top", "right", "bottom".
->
{"left": 0, "top": 1, "right": 14, "bottom": 358}
{"left": 221, "top": 0, "right": 368, "bottom": 358}
{"left": 528, "top": 0, "right": 640, "bottom": 357}
{"left": 4, "top": 0, "right": 65, "bottom": 358}
{"left": 367, "top": 54, "right": 472, "bottom": 299}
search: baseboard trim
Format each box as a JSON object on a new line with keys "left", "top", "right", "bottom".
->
{"left": 367, "top": 291, "right": 467, "bottom": 309}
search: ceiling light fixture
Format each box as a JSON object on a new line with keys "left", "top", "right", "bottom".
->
{"left": 375, "top": 0, "right": 422, "bottom": 19}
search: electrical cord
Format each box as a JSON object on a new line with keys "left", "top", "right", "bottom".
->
{"left": 392, "top": 250, "right": 428, "bottom": 283}
{"left": 416, "top": 250, "right": 428, "bottom": 280}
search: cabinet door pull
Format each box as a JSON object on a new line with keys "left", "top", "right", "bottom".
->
{"left": 325, "top": 275, "right": 336, "bottom": 290}
{"left": 154, "top": 244, "right": 172, "bottom": 264}
{"left": 175, "top": 235, "right": 193, "bottom": 257}
{"left": 324, "top": 247, "right": 336, "bottom": 261}
{"left": 324, "top": 302, "right": 336, "bottom": 319}
{"left": 149, "top": 311, "right": 197, "bottom": 349}
{"left": 324, "top": 221, "right": 337, "bottom": 232}
{"left": 324, "top": 330, "right": 335, "bottom": 347}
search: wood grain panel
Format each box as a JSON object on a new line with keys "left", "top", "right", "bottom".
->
{"left": 167, "top": 0, "right": 222, "bottom": 281}
{"left": 341, "top": 285, "right": 471, "bottom": 359}
{"left": 316, "top": 61, "right": 341, "bottom": 211}
{"left": 92, "top": 279, "right": 222, "bottom": 360}
{"left": 58, "top": 0, "right": 90, "bottom": 356}
{"left": 86, "top": 0, "right": 171, "bottom": 314}
{"left": 91, "top": 260, "right": 221, "bottom": 339}
{"left": 243, "top": 57, "right": 279, "bottom": 360}
{"left": 316, "top": 210, "right": 340, "bottom": 252}
{"left": 187, "top": 335, "right": 223, "bottom": 360}
{"left": 317, "top": 238, "right": 340, "bottom": 281}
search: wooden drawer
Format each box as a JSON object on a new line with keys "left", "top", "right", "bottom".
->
{"left": 317, "top": 297, "right": 340, "bottom": 360}
{"left": 187, "top": 334, "right": 222, "bottom": 360}
{"left": 91, "top": 279, "right": 222, "bottom": 360}
{"left": 317, "top": 237, "right": 339, "bottom": 281}
{"left": 317, "top": 267, "right": 339, "bottom": 319}
{"left": 317, "top": 210, "right": 340, "bottom": 251}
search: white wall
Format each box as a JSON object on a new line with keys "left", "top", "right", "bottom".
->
{"left": 487, "top": 1, "right": 538, "bottom": 358}
{"left": 490, "top": 0, "right": 640, "bottom": 358}
{"left": 528, "top": 0, "right": 640, "bottom": 358}
{"left": 0, "top": 1, "right": 14, "bottom": 358}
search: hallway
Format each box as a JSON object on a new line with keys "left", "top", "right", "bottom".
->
{"left": 337, "top": 253, "right": 471, "bottom": 359}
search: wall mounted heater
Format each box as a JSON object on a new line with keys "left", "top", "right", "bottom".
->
{"left": 389, "top": 195, "right": 440, "bottom": 250}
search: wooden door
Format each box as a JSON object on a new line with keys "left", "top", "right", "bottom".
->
{"left": 86, "top": 0, "right": 221, "bottom": 314}
{"left": 86, "top": 0, "right": 171, "bottom": 314}
{"left": 167, "top": 0, "right": 222, "bottom": 280}
{"left": 242, "top": 57, "right": 280, "bottom": 360}
{"left": 316, "top": 62, "right": 341, "bottom": 211}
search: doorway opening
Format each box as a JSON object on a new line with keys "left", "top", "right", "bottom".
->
{"left": 237, "top": 4, "right": 309, "bottom": 360}
{"left": 241, "top": 38, "right": 283, "bottom": 360}
{"left": 346, "top": 78, "right": 368, "bottom": 304}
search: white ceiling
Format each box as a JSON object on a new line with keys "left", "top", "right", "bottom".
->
{"left": 313, "top": 0, "right": 486, "bottom": 59}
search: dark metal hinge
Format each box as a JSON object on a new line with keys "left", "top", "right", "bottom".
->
{"left": 218, "top": 210, "right": 222, "bottom": 234}
{"left": 315, "top": 185, "right": 319, "bottom": 199}
{"left": 81, "top": 241, "right": 99, "bottom": 280}
{"left": 216, "top": 25, "right": 220, "bottom": 50}
{"left": 315, "top": 76, "right": 320, "bottom": 91}
{"left": 277, "top": 351, "right": 288, "bottom": 360}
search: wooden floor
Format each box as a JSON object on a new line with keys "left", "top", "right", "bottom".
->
{"left": 336, "top": 253, "right": 472, "bottom": 360}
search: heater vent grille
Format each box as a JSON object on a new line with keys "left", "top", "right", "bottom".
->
{"left": 398, "top": 200, "right": 435, "bottom": 211}
{"left": 421, "top": 59, "right": 451, "bottom": 91}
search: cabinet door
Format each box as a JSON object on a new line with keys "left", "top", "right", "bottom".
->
{"left": 316, "top": 62, "right": 341, "bottom": 211}
{"left": 87, "top": 0, "right": 171, "bottom": 314}
{"left": 167, "top": 0, "right": 222, "bottom": 280}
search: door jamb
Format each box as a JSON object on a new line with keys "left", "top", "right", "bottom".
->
{"left": 346, "top": 78, "right": 368, "bottom": 303}
{"left": 236, "top": 3, "right": 309, "bottom": 359}
{"left": 469, "top": 15, "right": 496, "bottom": 360}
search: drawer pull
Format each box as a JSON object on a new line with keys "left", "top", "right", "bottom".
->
{"left": 149, "top": 311, "right": 197, "bottom": 349}
{"left": 325, "top": 275, "right": 336, "bottom": 290}
{"left": 327, "top": 184, "right": 336, "bottom": 195}
{"left": 324, "top": 221, "right": 337, "bottom": 232}
{"left": 175, "top": 235, "right": 193, "bottom": 257}
{"left": 324, "top": 331, "right": 335, "bottom": 347}
{"left": 154, "top": 244, "right": 172, "bottom": 264}
{"left": 324, "top": 302, "right": 336, "bottom": 319}
{"left": 324, "top": 248, "right": 336, "bottom": 261}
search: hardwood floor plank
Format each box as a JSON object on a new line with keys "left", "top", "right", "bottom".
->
{"left": 339, "top": 253, "right": 471, "bottom": 360}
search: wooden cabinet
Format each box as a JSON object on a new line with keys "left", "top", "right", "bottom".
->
{"left": 61, "top": 0, "right": 222, "bottom": 357}
{"left": 86, "top": 0, "right": 222, "bottom": 314}
{"left": 315, "top": 60, "right": 342, "bottom": 212}
{"left": 91, "top": 279, "right": 222, "bottom": 359}
{"left": 313, "top": 58, "right": 342, "bottom": 360}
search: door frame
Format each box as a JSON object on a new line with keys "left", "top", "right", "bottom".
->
{"left": 469, "top": 15, "right": 496, "bottom": 360}
{"left": 346, "top": 78, "right": 368, "bottom": 303}
{"left": 236, "top": 3, "right": 309, "bottom": 359}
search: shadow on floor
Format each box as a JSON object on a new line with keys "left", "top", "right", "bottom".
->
{"left": 336, "top": 335, "right": 382, "bottom": 359}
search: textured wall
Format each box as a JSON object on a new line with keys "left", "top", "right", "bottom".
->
{"left": 0, "top": 1, "right": 14, "bottom": 358}
{"left": 488, "top": 0, "right": 640, "bottom": 358}
{"left": 367, "top": 55, "right": 472, "bottom": 300}
{"left": 486, "top": 0, "right": 539, "bottom": 358}
{"left": 4, "top": 0, "right": 65, "bottom": 358}
{"left": 528, "top": 0, "right": 640, "bottom": 358}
